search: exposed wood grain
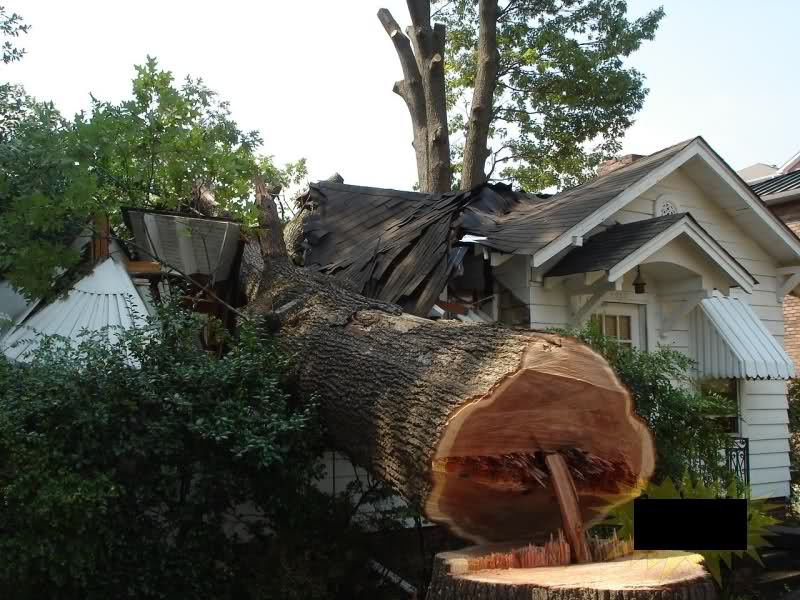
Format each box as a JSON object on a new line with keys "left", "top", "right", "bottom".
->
{"left": 429, "top": 548, "right": 718, "bottom": 599}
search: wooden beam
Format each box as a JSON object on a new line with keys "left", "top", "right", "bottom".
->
{"left": 127, "top": 260, "right": 162, "bottom": 274}
{"left": 778, "top": 272, "right": 800, "bottom": 303}
{"left": 544, "top": 453, "right": 591, "bottom": 564}
{"left": 93, "top": 214, "right": 109, "bottom": 261}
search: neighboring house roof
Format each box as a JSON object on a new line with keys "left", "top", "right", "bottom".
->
{"left": 546, "top": 213, "right": 685, "bottom": 277}
{"left": 691, "top": 295, "right": 795, "bottom": 379}
{"left": 737, "top": 162, "right": 778, "bottom": 183}
{"left": 750, "top": 170, "right": 800, "bottom": 198}
{"left": 0, "top": 258, "right": 150, "bottom": 363}
{"left": 778, "top": 149, "right": 800, "bottom": 175}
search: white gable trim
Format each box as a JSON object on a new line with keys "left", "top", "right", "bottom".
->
{"left": 606, "top": 216, "right": 756, "bottom": 293}
{"left": 532, "top": 138, "right": 800, "bottom": 268}
{"left": 778, "top": 149, "right": 800, "bottom": 175}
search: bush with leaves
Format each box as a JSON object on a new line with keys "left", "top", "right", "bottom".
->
{"left": 788, "top": 378, "right": 800, "bottom": 484}
{"left": 565, "top": 326, "right": 737, "bottom": 485}
{"left": 0, "top": 303, "right": 400, "bottom": 599}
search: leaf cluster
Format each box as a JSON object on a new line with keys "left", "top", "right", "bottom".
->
{"left": 436, "top": 0, "right": 664, "bottom": 190}
{"left": 0, "top": 5, "right": 29, "bottom": 64}
{"left": 0, "top": 57, "right": 306, "bottom": 299}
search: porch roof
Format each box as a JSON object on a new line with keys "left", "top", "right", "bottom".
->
{"left": 544, "top": 213, "right": 757, "bottom": 292}
{"left": 545, "top": 213, "right": 685, "bottom": 277}
{"left": 691, "top": 295, "right": 795, "bottom": 380}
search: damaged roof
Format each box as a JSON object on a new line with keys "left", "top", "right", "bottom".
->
{"left": 298, "top": 139, "right": 696, "bottom": 316}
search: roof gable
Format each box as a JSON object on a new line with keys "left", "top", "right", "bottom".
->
{"left": 545, "top": 213, "right": 756, "bottom": 293}
{"left": 533, "top": 137, "right": 800, "bottom": 267}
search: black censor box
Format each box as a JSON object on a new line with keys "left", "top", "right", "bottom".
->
{"left": 633, "top": 498, "right": 748, "bottom": 551}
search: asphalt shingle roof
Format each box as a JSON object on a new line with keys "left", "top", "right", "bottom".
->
{"left": 545, "top": 213, "right": 686, "bottom": 277}
{"left": 750, "top": 170, "right": 800, "bottom": 197}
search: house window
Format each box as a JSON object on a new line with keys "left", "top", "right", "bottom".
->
{"left": 699, "top": 378, "right": 740, "bottom": 434}
{"left": 590, "top": 313, "right": 634, "bottom": 347}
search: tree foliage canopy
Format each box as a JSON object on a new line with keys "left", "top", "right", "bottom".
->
{"left": 0, "top": 5, "right": 29, "bottom": 64}
{"left": 437, "top": 0, "right": 664, "bottom": 190}
{"left": 0, "top": 57, "right": 306, "bottom": 299}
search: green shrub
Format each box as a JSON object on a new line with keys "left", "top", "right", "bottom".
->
{"left": 566, "top": 326, "right": 737, "bottom": 485}
{"left": 788, "top": 378, "right": 800, "bottom": 485}
{"left": 0, "top": 303, "right": 395, "bottom": 599}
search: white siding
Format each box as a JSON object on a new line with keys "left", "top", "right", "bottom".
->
{"left": 527, "top": 167, "right": 793, "bottom": 499}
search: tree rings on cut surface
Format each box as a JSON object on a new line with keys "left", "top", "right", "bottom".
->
{"left": 425, "top": 337, "right": 654, "bottom": 544}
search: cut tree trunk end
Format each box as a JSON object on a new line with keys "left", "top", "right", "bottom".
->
{"left": 247, "top": 253, "right": 655, "bottom": 544}
{"left": 428, "top": 547, "right": 719, "bottom": 599}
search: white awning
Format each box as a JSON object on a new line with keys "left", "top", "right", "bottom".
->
{"left": 690, "top": 296, "right": 795, "bottom": 380}
{"left": 0, "top": 258, "right": 150, "bottom": 363}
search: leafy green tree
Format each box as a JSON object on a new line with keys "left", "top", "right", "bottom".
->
{"left": 378, "top": 0, "right": 663, "bottom": 191}
{"left": 442, "top": 0, "right": 664, "bottom": 190}
{"left": 0, "top": 88, "right": 97, "bottom": 298}
{"left": 0, "top": 5, "right": 29, "bottom": 64}
{"left": 79, "top": 57, "right": 264, "bottom": 218}
{"left": 0, "top": 58, "right": 305, "bottom": 299}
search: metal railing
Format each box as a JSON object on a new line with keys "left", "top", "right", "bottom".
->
{"left": 687, "top": 437, "right": 749, "bottom": 487}
{"left": 725, "top": 437, "right": 750, "bottom": 487}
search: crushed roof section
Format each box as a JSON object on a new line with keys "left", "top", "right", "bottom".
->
{"left": 750, "top": 170, "right": 800, "bottom": 197}
{"left": 545, "top": 213, "right": 686, "bottom": 277}
{"left": 298, "top": 139, "right": 697, "bottom": 315}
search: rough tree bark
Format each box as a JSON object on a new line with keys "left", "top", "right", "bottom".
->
{"left": 460, "top": 0, "right": 499, "bottom": 190}
{"left": 247, "top": 181, "right": 655, "bottom": 545}
{"left": 379, "top": 1, "right": 451, "bottom": 192}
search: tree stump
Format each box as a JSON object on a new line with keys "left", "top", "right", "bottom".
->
{"left": 428, "top": 545, "right": 719, "bottom": 599}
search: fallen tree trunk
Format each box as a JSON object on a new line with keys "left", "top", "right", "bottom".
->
{"left": 246, "top": 180, "right": 656, "bottom": 546}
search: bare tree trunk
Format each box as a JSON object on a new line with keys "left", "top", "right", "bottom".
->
{"left": 461, "top": 0, "right": 499, "bottom": 190}
{"left": 379, "top": 1, "right": 451, "bottom": 192}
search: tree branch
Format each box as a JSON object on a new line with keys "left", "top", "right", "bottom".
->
{"left": 378, "top": 8, "right": 430, "bottom": 190}
{"left": 406, "top": 0, "right": 430, "bottom": 27}
{"left": 461, "top": 0, "right": 499, "bottom": 190}
{"left": 377, "top": 9, "right": 425, "bottom": 108}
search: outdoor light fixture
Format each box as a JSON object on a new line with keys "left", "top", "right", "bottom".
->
{"left": 633, "top": 266, "right": 646, "bottom": 294}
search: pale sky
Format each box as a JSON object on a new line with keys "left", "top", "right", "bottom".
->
{"left": 4, "top": 0, "right": 799, "bottom": 191}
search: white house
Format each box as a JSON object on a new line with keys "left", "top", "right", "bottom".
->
{"left": 300, "top": 136, "right": 800, "bottom": 501}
